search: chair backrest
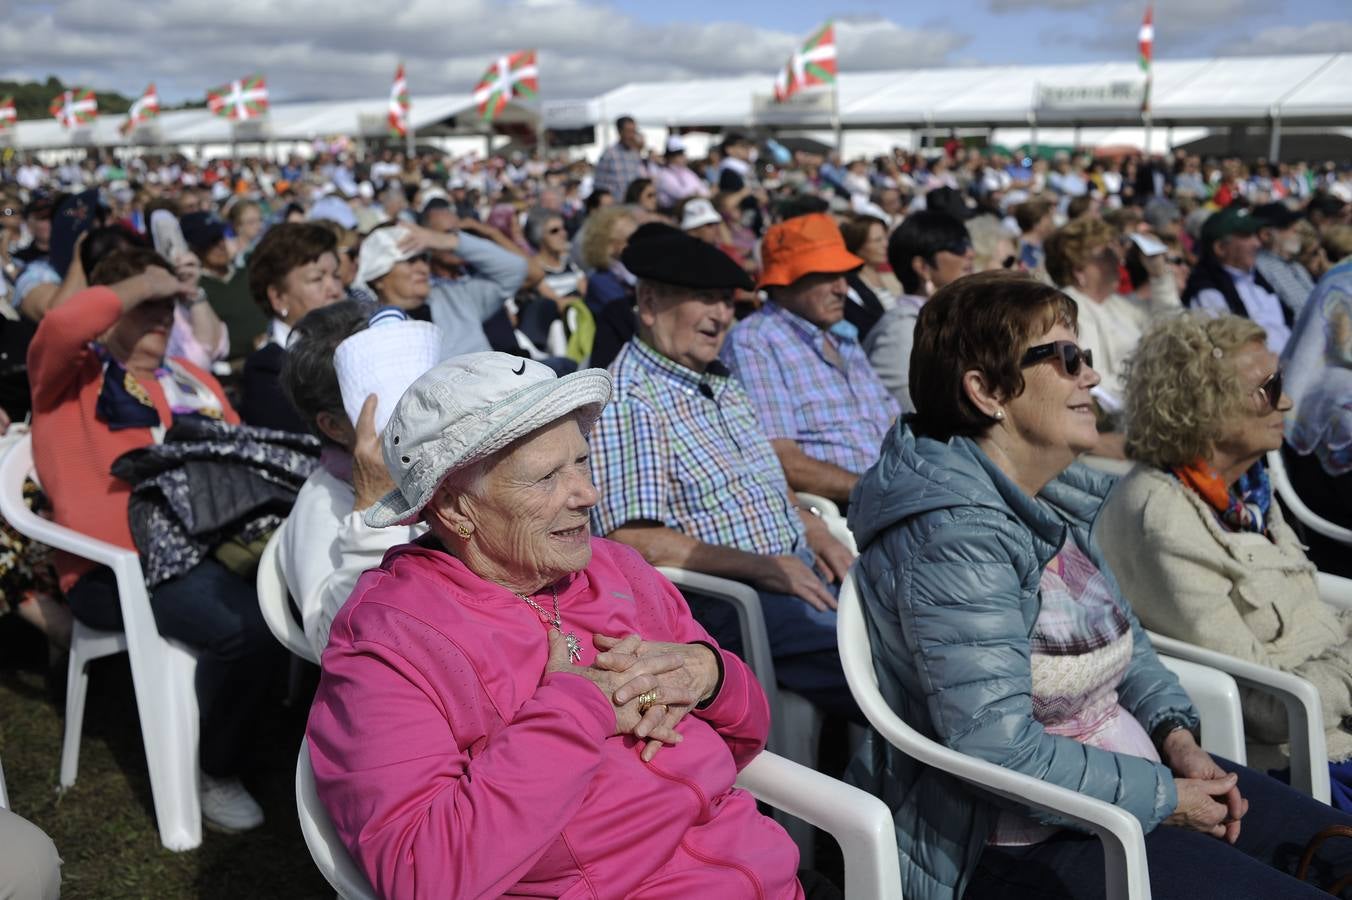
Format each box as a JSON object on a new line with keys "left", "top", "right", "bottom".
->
{"left": 837, "top": 568, "right": 1152, "bottom": 900}
{"left": 1267, "top": 450, "right": 1352, "bottom": 545}
{"left": 656, "top": 567, "right": 778, "bottom": 703}
{"left": 257, "top": 524, "right": 318, "bottom": 664}
{"left": 296, "top": 740, "right": 379, "bottom": 900}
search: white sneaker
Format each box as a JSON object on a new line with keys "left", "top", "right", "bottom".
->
{"left": 200, "top": 773, "right": 265, "bottom": 833}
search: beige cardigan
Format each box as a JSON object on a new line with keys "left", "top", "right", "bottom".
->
{"left": 1099, "top": 465, "right": 1352, "bottom": 766}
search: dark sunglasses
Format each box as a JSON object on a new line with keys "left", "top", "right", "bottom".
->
{"left": 1001, "top": 255, "right": 1017, "bottom": 270}
{"left": 1255, "top": 369, "right": 1283, "bottom": 412}
{"left": 398, "top": 253, "right": 431, "bottom": 265}
{"left": 1021, "top": 340, "right": 1094, "bottom": 377}
{"left": 545, "top": 225, "right": 566, "bottom": 235}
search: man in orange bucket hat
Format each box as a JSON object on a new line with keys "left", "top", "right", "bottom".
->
{"left": 722, "top": 213, "right": 899, "bottom": 509}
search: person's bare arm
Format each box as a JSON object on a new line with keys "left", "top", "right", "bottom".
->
{"left": 608, "top": 521, "right": 836, "bottom": 611}
{"left": 770, "top": 438, "right": 858, "bottom": 506}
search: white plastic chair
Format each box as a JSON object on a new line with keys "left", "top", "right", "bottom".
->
{"left": 1318, "top": 572, "right": 1352, "bottom": 611}
{"left": 0, "top": 754, "right": 9, "bottom": 811}
{"left": 655, "top": 566, "right": 826, "bottom": 863}
{"left": 296, "top": 739, "right": 902, "bottom": 900}
{"left": 257, "top": 524, "right": 319, "bottom": 665}
{"left": 1268, "top": 450, "right": 1352, "bottom": 547}
{"left": 796, "top": 491, "right": 858, "bottom": 554}
{"left": 840, "top": 568, "right": 1253, "bottom": 900}
{"left": 0, "top": 435, "right": 203, "bottom": 851}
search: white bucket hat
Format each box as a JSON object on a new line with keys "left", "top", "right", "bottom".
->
{"left": 679, "top": 198, "right": 723, "bottom": 232}
{"left": 333, "top": 315, "right": 444, "bottom": 434}
{"left": 364, "top": 352, "right": 613, "bottom": 528}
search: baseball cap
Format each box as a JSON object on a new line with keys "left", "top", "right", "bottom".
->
{"left": 665, "top": 135, "right": 687, "bottom": 155}
{"left": 364, "top": 352, "right": 612, "bottom": 528}
{"left": 179, "top": 211, "right": 227, "bottom": 252}
{"left": 758, "top": 213, "right": 863, "bottom": 289}
{"left": 1252, "top": 202, "right": 1302, "bottom": 230}
{"left": 355, "top": 225, "right": 420, "bottom": 286}
{"left": 1201, "top": 207, "right": 1263, "bottom": 244}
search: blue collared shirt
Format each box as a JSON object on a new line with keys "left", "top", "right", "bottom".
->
{"left": 1194, "top": 266, "right": 1291, "bottom": 354}
{"left": 720, "top": 301, "right": 899, "bottom": 475}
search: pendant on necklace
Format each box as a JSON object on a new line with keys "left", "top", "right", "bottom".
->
{"left": 565, "top": 631, "right": 583, "bottom": 664}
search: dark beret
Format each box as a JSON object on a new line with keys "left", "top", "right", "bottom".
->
{"left": 621, "top": 222, "right": 753, "bottom": 292}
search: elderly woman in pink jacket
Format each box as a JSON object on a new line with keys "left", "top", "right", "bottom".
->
{"left": 306, "top": 352, "right": 802, "bottom": 899}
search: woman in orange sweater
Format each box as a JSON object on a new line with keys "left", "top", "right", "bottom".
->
{"left": 28, "top": 246, "right": 274, "bottom": 833}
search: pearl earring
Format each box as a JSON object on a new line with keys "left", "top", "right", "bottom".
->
{"left": 994, "top": 410, "right": 1005, "bottom": 420}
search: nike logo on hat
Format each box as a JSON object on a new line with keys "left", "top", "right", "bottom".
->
{"left": 513, "top": 361, "right": 527, "bottom": 375}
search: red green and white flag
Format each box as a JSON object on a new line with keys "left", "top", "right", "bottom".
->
{"left": 472, "top": 50, "right": 538, "bottom": 122}
{"left": 121, "top": 83, "right": 160, "bottom": 136}
{"left": 207, "top": 74, "right": 269, "bottom": 121}
{"left": 50, "top": 88, "right": 98, "bottom": 128}
{"left": 1138, "top": 5, "right": 1154, "bottom": 73}
{"left": 0, "top": 97, "right": 15, "bottom": 130}
{"left": 774, "top": 22, "right": 837, "bottom": 103}
{"left": 388, "top": 63, "right": 410, "bottom": 137}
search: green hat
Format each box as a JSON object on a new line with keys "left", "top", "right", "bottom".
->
{"left": 1201, "top": 207, "right": 1263, "bottom": 244}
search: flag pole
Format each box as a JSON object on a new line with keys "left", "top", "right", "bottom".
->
{"left": 831, "top": 78, "right": 843, "bottom": 156}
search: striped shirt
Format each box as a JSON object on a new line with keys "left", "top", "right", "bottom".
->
{"left": 720, "top": 301, "right": 899, "bottom": 475}
{"left": 589, "top": 338, "right": 808, "bottom": 560}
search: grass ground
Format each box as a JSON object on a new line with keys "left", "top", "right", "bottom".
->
{"left": 0, "top": 615, "right": 330, "bottom": 900}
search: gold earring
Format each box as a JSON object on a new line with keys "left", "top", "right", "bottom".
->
{"left": 457, "top": 524, "right": 472, "bottom": 539}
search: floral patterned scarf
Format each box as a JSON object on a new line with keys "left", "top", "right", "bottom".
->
{"left": 1171, "top": 458, "right": 1273, "bottom": 535}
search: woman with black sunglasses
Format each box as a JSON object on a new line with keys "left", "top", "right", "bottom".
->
{"left": 1098, "top": 312, "right": 1352, "bottom": 811}
{"left": 846, "top": 274, "right": 1352, "bottom": 899}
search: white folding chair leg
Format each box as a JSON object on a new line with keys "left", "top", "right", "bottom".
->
{"left": 1149, "top": 630, "right": 1330, "bottom": 805}
{"left": 0, "top": 755, "right": 8, "bottom": 810}
{"left": 59, "top": 622, "right": 127, "bottom": 788}
{"left": 132, "top": 640, "right": 203, "bottom": 851}
{"left": 773, "top": 690, "right": 824, "bottom": 868}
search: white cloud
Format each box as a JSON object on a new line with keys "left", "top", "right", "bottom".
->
{"left": 0, "top": 0, "right": 967, "bottom": 104}
{"left": 1229, "top": 21, "right": 1352, "bottom": 55}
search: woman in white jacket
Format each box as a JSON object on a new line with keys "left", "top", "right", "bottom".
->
{"left": 1099, "top": 312, "right": 1352, "bottom": 801}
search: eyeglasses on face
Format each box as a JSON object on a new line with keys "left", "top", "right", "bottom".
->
{"left": 1020, "top": 340, "right": 1094, "bottom": 377}
{"left": 1254, "top": 368, "right": 1283, "bottom": 412}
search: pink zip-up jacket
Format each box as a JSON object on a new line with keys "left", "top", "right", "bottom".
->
{"left": 306, "top": 536, "right": 802, "bottom": 900}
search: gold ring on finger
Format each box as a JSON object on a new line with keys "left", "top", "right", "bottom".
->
{"left": 635, "top": 688, "right": 661, "bottom": 716}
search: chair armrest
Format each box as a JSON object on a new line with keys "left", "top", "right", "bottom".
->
{"left": 735, "top": 751, "right": 901, "bottom": 900}
{"left": 1148, "top": 630, "right": 1330, "bottom": 804}
{"left": 1318, "top": 572, "right": 1352, "bottom": 612}
{"left": 794, "top": 492, "right": 842, "bottom": 520}
{"left": 1268, "top": 450, "right": 1352, "bottom": 545}
{"left": 656, "top": 567, "right": 776, "bottom": 696}
{"left": 1157, "top": 656, "right": 1245, "bottom": 763}
{"left": 795, "top": 492, "right": 858, "bottom": 554}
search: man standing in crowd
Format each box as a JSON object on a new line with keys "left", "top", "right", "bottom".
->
{"left": 1253, "top": 201, "right": 1316, "bottom": 317}
{"left": 589, "top": 224, "right": 858, "bottom": 720}
{"left": 592, "top": 116, "right": 649, "bottom": 202}
{"left": 721, "top": 213, "right": 899, "bottom": 508}
{"left": 1184, "top": 207, "right": 1291, "bottom": 353}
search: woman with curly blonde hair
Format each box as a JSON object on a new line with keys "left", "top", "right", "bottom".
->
{"left": 1098, "top": 311, "right": 1352, "bottom": 805}
{"left": 580, "top": 205, "right": 638, "bottom": 313}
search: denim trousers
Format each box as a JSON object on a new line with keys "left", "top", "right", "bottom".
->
{"left": 67, "top": 557, "right": 278, "bottom": 777}
{"left": 966, "top": 755, "right": 1352, "bottom": 899}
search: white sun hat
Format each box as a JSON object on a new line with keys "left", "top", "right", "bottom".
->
{"left": 363, "top": 352, "right": 612, "bottom": 528}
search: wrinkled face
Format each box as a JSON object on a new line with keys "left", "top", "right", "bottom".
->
{"left": 374, "top": 255, "right": 430, "bottom": 308}
{"left": 640, "top": 286, "right": 736, "bottom": 373}
{"left": 1213, "top": 340, "right": 1289, "bottom": 464}
{"left": 1002, "top": 321, "right": 1102, "bottom": 459}
{"left": 456, "top": 417, "right": 599, "bottom": 588}
{"left": 776, "top": 271, "right": 850, "bottom": 329}
{"left": 859, "top": 222, "right": 888, "bottom": 268}
{"left": 271, "top": 252, "right": 344, "bottom": 325}
{"left": 1216, "top": 233, "right": 1260, "bottom": 271}
{"left": 1263, "top": 224, "right": 1302, "bottom": 259}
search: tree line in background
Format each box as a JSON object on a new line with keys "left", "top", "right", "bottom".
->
{"left": 0, "top": 77, "right": 205, "bottom": 120}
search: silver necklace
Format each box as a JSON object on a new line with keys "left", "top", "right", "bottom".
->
{"left": 516, "top": 586, "right": 583, "bottom": 664}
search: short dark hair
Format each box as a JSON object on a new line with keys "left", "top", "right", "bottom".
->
{"left": 887, "top": 210, "right": 969, "bottom": 294}
{"left": 81, "top": 225, "right": 147, "bottom": 278}
{"left": 623, "top": 178, "right": 654, "bottom": 205}
{"left": 89, "top": 246, "right": 174, "bottom": 287}
{"left": 615, "top": 115, "right": 635, "bottom": 131}
{"left": 910, "top": 271, "right": 1078, "bottom": 441}
{"left": 1013, "top": 198, "right": 1053, "bottom": 234}
{"left": 280, "top": 300, "right": 373, "bottom": 443}
{"left": 247, "top": 223, "right": 338, "bottom": 318}
{"left": 839, "top": 215, "right": 887, "bottom": 256}
{"left": 417, "top": 198, "right": 452, "bottom": 226}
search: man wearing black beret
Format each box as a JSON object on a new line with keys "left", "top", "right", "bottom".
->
{"left": 588, "top": 224, "right": 860, "bottom": 724}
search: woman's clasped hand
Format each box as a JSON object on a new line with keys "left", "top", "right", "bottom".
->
{"left": 546, "top": 630, "right": 720, "bottom": 762}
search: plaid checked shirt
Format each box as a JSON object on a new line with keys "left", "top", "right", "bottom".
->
{"left": 1255, "top": 249, "right": 1315, "bottom": 316}
{"left": 589, "top": 338, "right": 808, "bottom": 560}
{"left": 720, "top": 301, "right": 899, "bottom": 475}
{"left": 592, "top": 141, "right": 650, "bottom": 203}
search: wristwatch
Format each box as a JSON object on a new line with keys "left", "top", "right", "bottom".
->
{"left": 1150, "top": 716, "right": 1202, "bottom": 757}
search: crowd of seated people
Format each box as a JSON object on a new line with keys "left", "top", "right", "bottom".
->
{"left": 2, "top": 136, "right": 1352, "bottom": 899}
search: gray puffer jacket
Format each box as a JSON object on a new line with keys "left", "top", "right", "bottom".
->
{"left": 845, "top": 421, "right": 1198, "bottom": 900}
